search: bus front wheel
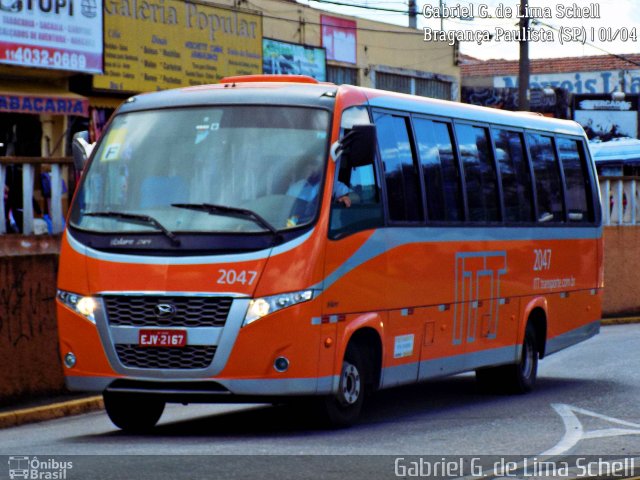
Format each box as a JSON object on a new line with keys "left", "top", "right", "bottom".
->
{"left": 322, "top": 344, "right": 367, "bottom": 427}
{"left": 103, "top": 391, "right": 165, "bottom": 432}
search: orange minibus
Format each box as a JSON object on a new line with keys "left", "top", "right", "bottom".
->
{"left": 57, "top": 75, "right": 602, "bottom": 430}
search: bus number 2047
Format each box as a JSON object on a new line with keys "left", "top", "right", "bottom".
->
{"left": 533, "top": 249, "right": 552, "bottom": 271}
{"left": 217, "top": 269, "right": 258, "bottom": 285}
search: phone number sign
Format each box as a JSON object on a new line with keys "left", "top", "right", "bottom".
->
{"left": 0, "top": 0, "right": 104, "bottom": 74}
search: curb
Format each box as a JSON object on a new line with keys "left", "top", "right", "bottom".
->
{"left": 0, "top": 396, "right": 103, "bottom": 429}
{"left": 601, "top": 317, "right": 640, "bottom": 325}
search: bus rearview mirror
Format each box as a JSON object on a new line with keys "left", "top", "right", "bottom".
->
{"left": 338, "top": 124, "right": 376, "bottom": 168}
{"left": 72, "top": 131, "right": 94, "bottom": 171}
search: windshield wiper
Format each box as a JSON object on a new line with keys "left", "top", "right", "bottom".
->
{"left": 83, "top": 211, "right": 181, "bottom": 247}
{"left": 171, "top": 203, "right": 281, "bottom": 242}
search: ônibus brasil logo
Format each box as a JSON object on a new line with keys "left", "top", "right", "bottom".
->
{"left": 8, "top": 456, "right": 73, "bottom": 479}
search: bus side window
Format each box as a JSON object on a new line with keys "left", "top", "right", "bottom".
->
{"left": 455, "top": 123, "right": 500, "bottom": 222}
{"left": 494, "top": 129, "right": 534, "bottom": 223}
{"left": 373, "top": 111, "right": 424, "bottom": 223}
{"left": 413, "top": 118, "right": 463, "bottom": 222}
{"left": 527, "top": 133, "right": 564, "bottom": 223}
{"left": 329, "top": 106, "right": 383, "bottom": 238}
{"left": 329, "top": 161, "right": 384, "bottom": 237}
{"left": 557, "top": 137, "right": 593, "bottom": 223}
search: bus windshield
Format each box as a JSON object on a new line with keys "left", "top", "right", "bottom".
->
{"left": 70, "top": 105, "right": 331, "bottom": 234}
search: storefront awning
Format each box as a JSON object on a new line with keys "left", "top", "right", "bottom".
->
{"left": 0, "top": 84, "right": 88, "bottom": 117}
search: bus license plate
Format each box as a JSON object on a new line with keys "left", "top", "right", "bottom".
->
{"left": 139, "top": 329, "right": 187, "bottom": 348}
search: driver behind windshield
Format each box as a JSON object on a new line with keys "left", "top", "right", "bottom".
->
{"left": 286, "top": 156, "right": 352, "bottom": 207}
{"left": 284, "top": 156, "right": 352, "bottom": 228}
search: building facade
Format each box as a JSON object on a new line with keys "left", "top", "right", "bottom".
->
{"left": 461, "top": 54, "right": 640, "bottom": 140}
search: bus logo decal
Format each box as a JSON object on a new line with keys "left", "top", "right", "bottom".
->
{"left": 453, "top": 251, "right": 507, "bottom": 345}
{"left": 154, "top": 303, "right": 176, "bottom": 319}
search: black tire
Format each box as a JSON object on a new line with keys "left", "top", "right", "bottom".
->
{"left": 321, "top": 345, "right": 367, "bottom": 428}
{"left": 476, "top": 323, "right": 539, "bottom": 394}
{"left": 103, "top": 392, "right": 165, "bottom": 433}
{"left": 510, "top": 323, "right": 538, "bottom": 393}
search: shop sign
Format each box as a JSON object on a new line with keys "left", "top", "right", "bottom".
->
{"left": 573, "top": 94, "right": 639, "bottom": 140}
{"left": 321, "top": 15, "right": 356, "bottom": 65}
{"left": 494, "top": 70, "right": 640, "bottom": 94}
{"left": 0, "top": 0, "right": 103, "bottom": 73}
{"left": 263, "top": 38, "right": 325, "bottom": 81}
{"left": 0, "top": 93, "right": 89, "bottom": 116}
{"left": 94, "top": 0, "right": 262, "bottom": 92}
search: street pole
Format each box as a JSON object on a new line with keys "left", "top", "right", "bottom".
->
{"left": 409, "top": 0, "right": 417, "bottom": 28}
{"left": 518, "top": 0, "right": 530, "bottom": 111}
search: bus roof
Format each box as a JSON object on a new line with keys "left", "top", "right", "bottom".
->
{"left": 117, "top": 77, "right": 586, "bottom": 138}
{"left": 118, "top": 81, "right": 339, "bottom": 113}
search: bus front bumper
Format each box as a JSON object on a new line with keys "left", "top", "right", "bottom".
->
{"left": 66, "top": 375, "right": 338, "bottom": 401}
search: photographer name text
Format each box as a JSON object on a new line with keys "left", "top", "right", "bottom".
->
{"left": 394, "top": 457, "right": 636, "bottom": 478}
{"left": 422, "top": 2, "right": 638, "bottom": 45}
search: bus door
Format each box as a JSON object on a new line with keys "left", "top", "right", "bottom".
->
{"left": 323, "top": 153, "right": 387, "bottom": 325}
{"left": 323, "top": 107, "right": 387, "bottom": 379}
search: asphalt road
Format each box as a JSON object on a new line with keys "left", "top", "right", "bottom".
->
{"left": 0, "top": 324, "right": 638, "bottom": 479}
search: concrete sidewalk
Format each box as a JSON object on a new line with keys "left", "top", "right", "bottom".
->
{"left": 0, "top": 318, "right": 636, "bottom": 430}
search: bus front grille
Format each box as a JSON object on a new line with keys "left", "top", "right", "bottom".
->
{"left": 114, "top": 344, "right": 217, "bottom": 370}
{"left": 103, "top": 295, "right": 233, "bottom": 328}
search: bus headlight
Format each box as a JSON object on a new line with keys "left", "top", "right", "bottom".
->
{"left": 57, "top": 290, "right": 97, "bottom": 323}
{"left": 243, "top": 290, "right": 315, "bottom": 326}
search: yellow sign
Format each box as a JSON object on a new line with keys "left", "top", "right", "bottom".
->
{"left": 94, "top": 0, "right": 262, "bottom": 92}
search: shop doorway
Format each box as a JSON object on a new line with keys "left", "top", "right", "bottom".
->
{"left": 1, "top": 114, "right": 43, "bottom": 232}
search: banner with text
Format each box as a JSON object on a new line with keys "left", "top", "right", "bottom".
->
{"left": 94, "top": 0, "right": 262, "bottom": 92}
{"left": 0, "top": 0, "right": 103, "bottom": 73}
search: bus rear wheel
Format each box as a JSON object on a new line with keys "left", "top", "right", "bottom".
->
{"left": 321, "top": 344, "right": 367, "bottom": 428}
{"left": 103, "top": 391, "right": 165, "bottom": 432}
{"left": 511, "top": 323, "right": 539, "bottom": 393}
{"left": 476, "top": 323, "right": 538, "bottom": 394}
